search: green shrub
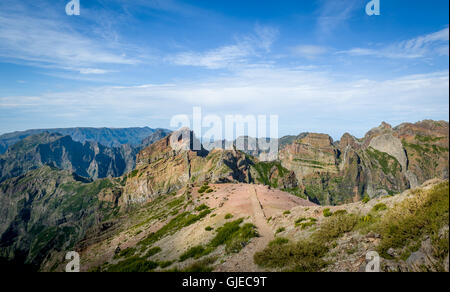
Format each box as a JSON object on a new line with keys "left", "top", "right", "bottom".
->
{"left": 313, "top": 213, "right": 358, "bottom": 243}
{"left": 283, "top": 210, "right": 291, "bottom": 215}
{"left": 300, "top": 222, "right": 316, "bottom": 230}
{"left": 376, "top": 182, "right": 449, "bottom": 259}
{"left": 129, "top": 169, "right": 139, "bottom": 178}
{"left": 323, "top": 208, "right": 333, "bottom": 217}
{"left": 224, "top": 213, "right": 233, "bottom": 220}
{"left": 254, "top": 239, "right": 328, "bottom": 272}
{"left": 254, "top": 212, "right": 358, "bottom": 272}
{"left": 269, "top": 237, "right": 289, "bottom": 247}
{"left": 181, "top": 257, "right": 216, "bottom": 272}
{"left": 179, "top": 245, "right": 207, "bottom": 262}
{"left": 333, "top": 210, "right": 347, "bottom": 216}
{"left": 205, "top": 226, "right": 213, "bottom": 231}
{"left": 276, "top": 227, "right": 286, "bottom": 234}
{"left": 139, "top": 209, "right": 211, "bottom": 247}
{"left": 114, "top": 247, "right": 136, "bottom": 259}
{"left": 295, "top": 218, "right": 307, "bottom": 225}
{"left": 198, "top": 184, "right": 212, "bottom": 194}
{"left": 362, "top": 196, "right": 371, "bottom": 204}
{"left": 158, "top": 261, "right": 173, "bottom": 269}
{"left": 210, "top": 219, "right": 258, "bottom": 254}
{"left": 295, "top": 217, "right": 317, "bottom": 228}
{"left": 432, "top": 230, "right": 449, "bottom": 261}
{"left": 372, "top": 203, "right": 388, "bottom": 212}
{"left": 107, "top": 257, "right": 158, "bottom": 272}
{"left": 145, "top": 246, "right": 162, "bottom": 258}
{"left": 195, "top": 204, "right": 209, "bottom": 211}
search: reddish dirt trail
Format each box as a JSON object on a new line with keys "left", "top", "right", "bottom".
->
{"left": 215, "top": 185, "right": 275, "bottom": 272}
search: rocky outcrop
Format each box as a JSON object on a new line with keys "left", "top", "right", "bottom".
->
{"left": 140, "top": 129, "right": 172, "bottom": 148}
{"left": 121, "top": 129, "right": 255, "bottom": 206}
{"left": 369, "top": 134, "right": 407, "bottom": 172}
{"left": 122, "top": 120, "right": 449, "bottom": 206}
{"left": 277, "top": 121, "right": 448, "bottom": 205}
{"left": 279, "top": 133, "right": 338, "bottom": 179}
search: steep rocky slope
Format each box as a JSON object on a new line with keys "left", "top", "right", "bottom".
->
{"left": 76, "top": 183, "right": 316, "bottom": 272}
{"left": 20, "top": 178, "right": 444, "bottom": 273}
{"left": 255, "top": 179, "right": 448, "bottom": 272}
{"left": 0, "top": 132, "right": 139, "bottom": 182}
{"left": 0, "top": 120, "right": 447, "bottom": 272}
{"left": 0, "top": 166, "right": 122, "bottom": 270}
{"left": 121, "top": 129, "right": 298, "bottom": 207}
{"left": 0, "top": 159, "right": 447, "bottom": 272}
{"left": 277, "top": 120, "right": 448, "bottom": 205}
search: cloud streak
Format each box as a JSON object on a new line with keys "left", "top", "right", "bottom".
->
{"left": 340, "top": 27, "right": 449, "bottom": 59}
{"left": 168, "top": 25, "right": 278, "bottom": 70}
{"left": 316, "top": 0, "right": 361, "bottom": 36}
{"left": 0, "top": 1, "right": 139, "bottom": 74}
{"left": 1, "top": 67, "right": 447, "bottom": 138}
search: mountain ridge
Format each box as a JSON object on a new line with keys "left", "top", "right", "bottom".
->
{"left": 0, "top": 119, "right": 448, "bottom": 272}
{"left": 0, "top": 127, "right": 171, "bottom": 154}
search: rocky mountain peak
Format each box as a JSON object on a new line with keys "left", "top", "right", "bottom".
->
{"left": 297, "top": 133, "right": 334, "bottom": 148}
{"left": 380, "top": 121, "right": 392, "bottom": 130}
{"left": 339, "top": 133, "right": 361, "bottom": 149}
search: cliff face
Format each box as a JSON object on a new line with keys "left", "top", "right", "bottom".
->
{"left": 121, "top": 129, "right": 255, "bottom": 206}
{"left": 121, "top": 121, "right": 449, "bottom": 206}
{"left": 0, "top": 132, "right": 139, "bottom": 182}
{"left": 277, "top": 121, "right": 449, "bottom": 205}
{"left": 0, "top": 166, "right": 120, "bottom": 270}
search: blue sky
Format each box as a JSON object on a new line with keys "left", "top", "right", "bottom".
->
{"left": 0, "top": 0, "right": 448, "bottom": 139}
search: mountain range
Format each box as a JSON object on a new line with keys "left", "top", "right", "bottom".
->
{"left": 0, "top": 127, "right": 171, "bottom": 155}
{"left": 0, "top": 128, "right": 172, "bottom": 183}
{"left": 0, "top": 120, "right": 448, "bottom": 272}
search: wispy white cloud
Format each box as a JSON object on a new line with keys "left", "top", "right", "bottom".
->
{"left": 168, "top": 25, "right": 278, "bottom": 69}
{"left": 77, "top": 68, "right": 114, "bottom": 75}
{"left": 316, "top": 0, "right": 361, "bottom": 35}
{"left": 1, "top": 67, "right": 447, "bottom": 136}
{"left": 340, "top": 27, "right": 449, "bottom": 59}
{"left": 291, "top": 45, "right": 329, "bottom": 59}
{"left": 0, "top": 2, "right": 139, "bottom": 73}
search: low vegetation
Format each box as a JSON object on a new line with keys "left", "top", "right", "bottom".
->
{"left": 255, "top": 212, "right": 358, "bottom": 271}
{"left": 138, "top": 207, "right": 211, "bottom": 247}
{"left": 374, "top": 182, "right": 449, "bottom": 259}
{"left": 178, "top": 218, "right": 259, "bottom": 262}
{"left": 255, "top": 181, "right": 449, "bottom": 272}
{"left": 224, "top": 213, "right": 233, "bottom": 220}
{"left": 323, "top": 208, "right": 333, "bottom": 217}
{"left": 367, "top": 147, "right": 401, "bottom": 175}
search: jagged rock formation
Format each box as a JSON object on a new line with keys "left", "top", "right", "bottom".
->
{"left": 0, "top": 132, "right": 139, "bottom": 182}
{"left": 121, "top": 129, "right": 255, "bottom": 206}
{"left": 0, "top": 119, "right": 448, "bottom": 272}
{"left": 140, "top": 129, "right": 172, "bottom": 148}
{"left": 277, "top": 120, "right": 448, "bottom": 205}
